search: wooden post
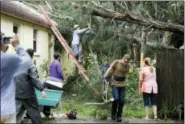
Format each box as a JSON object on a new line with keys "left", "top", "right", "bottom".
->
{"left": 140, "top": 28, "right": 147, "bottom": 68}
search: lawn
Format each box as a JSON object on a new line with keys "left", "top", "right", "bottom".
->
{"left": 52, "top": 97, "right": 153, "bottom": 119}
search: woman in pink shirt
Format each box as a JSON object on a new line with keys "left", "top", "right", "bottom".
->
{"left": 139, "top": 57, "right": 158, "bottom": 120}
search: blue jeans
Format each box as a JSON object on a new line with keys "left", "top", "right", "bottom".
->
{"left": 112, "top": 86, "right": 126, "bottom": 117}
{"left": 72, "top": 44, "right": 79, "bottom": 57}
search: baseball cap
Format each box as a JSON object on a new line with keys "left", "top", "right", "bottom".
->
{"left": 74, "top": 25, "right": 79, "bottom": 29}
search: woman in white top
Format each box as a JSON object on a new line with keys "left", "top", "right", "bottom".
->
{"left": 139, "top": 57, "right": 158, "bottom": 120}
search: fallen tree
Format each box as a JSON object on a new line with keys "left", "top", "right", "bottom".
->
{"left": 71, "top": 2, "right": 184, "bottom": 34}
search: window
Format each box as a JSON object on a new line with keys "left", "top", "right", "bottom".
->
{"left": 33, "top": 29, "right": 37, "bottom": 52}
{"left": 13, "top": 24, "right": 19, "bottom": 35}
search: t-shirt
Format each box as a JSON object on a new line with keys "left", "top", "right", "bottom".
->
{"left": 140, "top": 66, "right": 158, "bottom": 94}
{"left": 72, "top": 28, "right": 89, "bottom": 45}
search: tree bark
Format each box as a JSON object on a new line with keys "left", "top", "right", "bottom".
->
{"left": 71, "top": 2, "right": 184, "bottom": 34}
{"left": 162, "top": 20, "right": 173, "bottom": 44}
{"left": 140, "top": 28, "right": 147, "bottom": 67}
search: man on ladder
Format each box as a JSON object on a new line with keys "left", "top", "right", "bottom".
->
{"left": 71, "top": 24, "right": 91, "bottom": 63}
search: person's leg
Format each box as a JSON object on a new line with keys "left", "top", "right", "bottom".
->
{"left": 43, "top": 106, "right": 51, "bottom": 117}
{"left": 112, "top": 86, "right": 119, "bottom": 120}
{"left": 117, "top": 87, "right": 126, "bottom": 122}
{"left": 21, "top": 98, "right": 43, "bottom": 124}
{"left": 16, "top": 99, "right": 26, "bottom": 123}
{"left": 150, "top": 93, "right": 158, "bottom": 119}
{"left": 72, "top": 44, "right": 80, "bottom": 73}
{"left": 72, "top": 44, "right": 79, "bottom": 61}
{"left": 143, "top": 93, "right": 150, "bottom": 120}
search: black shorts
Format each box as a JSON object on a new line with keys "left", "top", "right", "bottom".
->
{"left": 143, "top": 92, "right": 157, "bottom": 107}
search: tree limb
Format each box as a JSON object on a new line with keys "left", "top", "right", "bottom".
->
{"left": 118, "top": 34, "right": 176, "bottom": 50}
{"left": 113, "top": 1, "right": 125, "bottom": 11}
{"left": 123, "top": 1, "right": 129, "bottom": 11}
{"left": 45, "top": 1, "right": 53, "bottom": 11}
{"left": 71, "top": 2, "right": 184, "bottom": 34}
{"left": 146, "top": 42, "right": 176, "bottom": 50}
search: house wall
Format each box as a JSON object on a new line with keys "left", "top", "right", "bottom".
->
{"left": 60, "top": 50, "right": 76, "bottom": 77}
{"left": 1, "top": 13, "right": 54, "bottom": 74}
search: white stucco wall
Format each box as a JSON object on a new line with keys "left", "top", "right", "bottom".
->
{"left": 60, "top": 50, "right": 76, "bottom": 76}
{"left": 1, "top": 13, "right": 54, "bottom": 69}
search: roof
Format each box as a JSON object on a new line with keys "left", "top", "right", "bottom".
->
{"left": 0, "top": 1, "right": 53, "bottom": 28}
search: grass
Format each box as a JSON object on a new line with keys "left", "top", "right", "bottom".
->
{"left": 52, "top": 98, "right": 96, "bottom": 116}
{"left": 52, "top": 97, "right": 154, "bottom": 118}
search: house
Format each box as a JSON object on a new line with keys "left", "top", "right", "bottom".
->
{"left": 1, "top": 1, "right": 55, "bottom": 77}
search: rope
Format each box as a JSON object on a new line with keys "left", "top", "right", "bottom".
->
{"left": 102, "top": 81, "right": 109, "bottom": 103}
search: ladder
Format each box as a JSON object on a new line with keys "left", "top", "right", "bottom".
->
{"left": 40, "top": 7, "right": 99, "bottom": 95}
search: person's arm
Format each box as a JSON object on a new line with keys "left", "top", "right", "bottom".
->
{"left": 14, "top": 45, "right": 32, "bottom": 76}
{"left": 153, "top": 68, "right": 156, "bottom": 80}
{"left": 104, "top": 60, "right": 118, "bottom": 82}
{"left": 76, "top": 28, "right": 90, "bottom": 35}
{"left": 29, "top": 65, "right": 45, "bottom": 91}
{"left": 139, "top": 68, "right": 145, "bottom": 93}
{"left": 125, "top": 65, "right": 130, "bottom": 74}
{"left": 56, "top": 62, "right": 64, "bottom": 80}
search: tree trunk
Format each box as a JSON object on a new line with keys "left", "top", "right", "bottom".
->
{"left": 136, "top": 45, "right": 141, "bottom": 67}
{"left": 162, "top": 20, "right": 173, "bottom": 44}
{"left": 162, "top": 31, "right": 172, "bottom": 44}
{"left": 71, "top": 2, "right": 184, "bottom": 34}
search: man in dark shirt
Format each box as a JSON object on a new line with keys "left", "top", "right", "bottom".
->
{"left": 16, "top": 48, "right": 46, "bottom": 124}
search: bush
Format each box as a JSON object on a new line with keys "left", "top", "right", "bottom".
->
{"left": 39, "top": 59, "right": 49, "bottom": 79}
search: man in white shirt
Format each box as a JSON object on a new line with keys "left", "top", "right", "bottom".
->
{"left": 72, "top": 24, "right": 90, "bottom": 62}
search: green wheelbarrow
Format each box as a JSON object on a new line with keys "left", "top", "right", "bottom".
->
{"left": 35, "top": 89, "right": 63, "bottom": 107}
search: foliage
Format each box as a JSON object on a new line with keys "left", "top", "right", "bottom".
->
{"left": 158, "top": 103, "right": 184, "bottom": 120}
{"left": 125, "top": 68, "right": 142, "bottom": 106}
{"left": 26, "top": 1, "right": 184, "bottom": 58}
{"left": 39, "top": 59, "right": 49, "bottom": 79}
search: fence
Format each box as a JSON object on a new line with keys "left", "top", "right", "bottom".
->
{"left": 156, "top": 49, "right": 184, "bottom": 118}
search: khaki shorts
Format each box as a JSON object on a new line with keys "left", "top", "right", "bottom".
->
{"left": 0, "top": 113, "right": 16, "bottom": 124}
